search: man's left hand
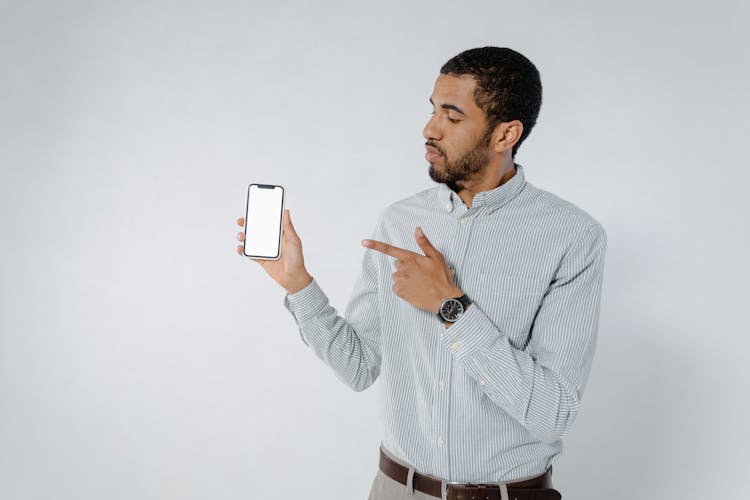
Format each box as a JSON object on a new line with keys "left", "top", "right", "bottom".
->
{"left": 362, "top": 227, "right": 462, "bottom": 314}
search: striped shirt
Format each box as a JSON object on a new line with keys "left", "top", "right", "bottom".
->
{"left": 282, "top": 163, "right": 607, "bottom": 482}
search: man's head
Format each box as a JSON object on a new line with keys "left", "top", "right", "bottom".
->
{"left": 423, "top": 47, "right": 542, "bottom": 187}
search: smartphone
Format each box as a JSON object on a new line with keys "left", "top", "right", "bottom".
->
{"left": 242, "top": 183, "right": 285, "bottom": 260}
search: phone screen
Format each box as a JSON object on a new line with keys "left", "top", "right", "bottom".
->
{"left": 243, "top": 184, "right": 284, "bottom": 260}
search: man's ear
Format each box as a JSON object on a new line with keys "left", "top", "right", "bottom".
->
{"left": 492, "top": 120, "right": 524, "bottom": 154}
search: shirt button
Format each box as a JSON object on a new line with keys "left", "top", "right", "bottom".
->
{"left": 479, "top": 379, "right": 486, "bottom": 386}
{"left": 436, "top": 437, "right": 444, "bottom": 446}
{"left": 438, "top": 379, "right": 445, "bottom": 389}
{"left": 460, "top": 218, "right": 468, "bottom": 224}
{"left": 450, "top": 341, "right": 460, "bottom": 350}
{"left": 445, "top": 203, "right": 452, "bottom": 211}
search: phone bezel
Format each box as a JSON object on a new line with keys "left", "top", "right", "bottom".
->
{"left": 242, "top": 183, "right": 285, "bottom": 260}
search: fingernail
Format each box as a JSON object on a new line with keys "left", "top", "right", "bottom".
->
{"left": 416, "top": 227, "right": 423, "bottom": 236}
{"left": 362, "top": 240, "right": 372, "bottom": 247}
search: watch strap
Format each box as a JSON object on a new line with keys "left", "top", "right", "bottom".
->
{"left": 457, "top": 293, "right": 471, "bottom": 308}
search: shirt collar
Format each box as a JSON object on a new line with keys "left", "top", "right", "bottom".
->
{"left": 436, "top": 163, "right": 527, "bottom": 215}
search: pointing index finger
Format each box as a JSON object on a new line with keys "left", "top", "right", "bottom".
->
{"left": 363, "top": 239, "right": 418, "bottom": 260}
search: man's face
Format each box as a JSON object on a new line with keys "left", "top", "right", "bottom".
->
{"left": 423, "top": 73, "right": 494, "bottom": 188}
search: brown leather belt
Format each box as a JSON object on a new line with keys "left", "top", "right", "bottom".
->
{"left": 379, "top": 447, "right": 561, "bottom": 500}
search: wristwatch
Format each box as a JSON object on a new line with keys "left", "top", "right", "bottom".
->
{"left": 437, "top": 294, "right": 472, "bottom": 324}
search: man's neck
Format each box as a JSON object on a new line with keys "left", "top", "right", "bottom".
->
{"left": 455, "top": 162, "right": 517, "bottom": 209}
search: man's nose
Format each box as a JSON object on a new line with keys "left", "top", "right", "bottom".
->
{"left": 423, "top": 114, "right": 441, "bottom": 141}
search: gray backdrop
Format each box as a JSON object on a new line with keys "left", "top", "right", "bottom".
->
{"left": 1, "top": 1, "right": 748, "bottom": 499}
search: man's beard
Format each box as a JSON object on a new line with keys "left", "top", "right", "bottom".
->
{"left": 427, "top": 127, "right": 493, "bottom": 191}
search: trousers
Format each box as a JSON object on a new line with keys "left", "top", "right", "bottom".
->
{"left": 367, "top": 446, "right": 443, "bottom": 500}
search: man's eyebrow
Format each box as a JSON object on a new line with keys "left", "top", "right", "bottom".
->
{"left": 429, "top": 97, "right": 466, "bottom": 116}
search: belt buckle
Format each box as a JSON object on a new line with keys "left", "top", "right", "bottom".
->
{"left": 447, "top": 481, "right": 487, "bottom": 489}
{"left": 445, "top": 481, "right": 492, "bottom": 500}
{"left": 466, "top": 483, "right": 488, "bottom": 491}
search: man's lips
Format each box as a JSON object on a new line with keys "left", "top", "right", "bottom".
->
{"left": 425, "top": 145, "right": 443, "bottom": 161}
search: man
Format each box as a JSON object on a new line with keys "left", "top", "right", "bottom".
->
{"left": 235, "top": 47, "right": 606, "bottom": 500}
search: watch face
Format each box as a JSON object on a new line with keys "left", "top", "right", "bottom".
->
{"left": 440, "top": 298, "right": 464, "bottom": 321}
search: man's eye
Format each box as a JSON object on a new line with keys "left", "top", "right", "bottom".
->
{"left": 429, "top": 110, "right": 458, "bottom": 123}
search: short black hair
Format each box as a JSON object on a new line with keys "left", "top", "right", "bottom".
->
{"left": 440, "top": 47, "right": 542, "bottom": 158}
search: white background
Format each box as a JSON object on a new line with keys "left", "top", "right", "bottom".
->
{"left": 1, "top": 1, "right": 748, "bottom": 499}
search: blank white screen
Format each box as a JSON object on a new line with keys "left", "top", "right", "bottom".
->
{"left": 244, "top": 184, "right": 283, "bottom": 259}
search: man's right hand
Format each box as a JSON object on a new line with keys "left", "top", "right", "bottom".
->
{"left": 236, "top": 209, "right": 313, "bottom": 294}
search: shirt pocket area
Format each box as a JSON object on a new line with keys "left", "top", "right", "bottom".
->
{"left": 468, "top": 273, "right": 546, "bottom": 349}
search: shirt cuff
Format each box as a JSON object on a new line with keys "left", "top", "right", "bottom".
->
{"left": 282, "top": 277, "right": 328, "bottom": 324}
{"left": 441, "top": 303, "right": 503, "bottom": 362}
